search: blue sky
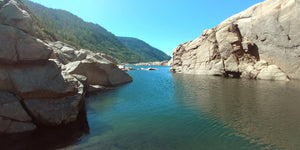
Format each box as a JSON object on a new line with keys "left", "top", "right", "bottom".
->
{"left": 29, "top": 0, "right": 263, "bottom": 55}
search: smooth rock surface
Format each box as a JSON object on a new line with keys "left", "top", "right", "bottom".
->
{"left": 0, "top": 0, "right": 34, "bottom": 35}
{"left": 0, "top": 67, "right": 14, "bottom": 91}
{"left": 65, "top": 60, "right": 132, "bottom": 86}
{"left": 0, "top": 92, "right": 31, "bottom": 122}
{"left": 0, "top": 92, "right": 36, "bottom": 133}
{"left": 0, "top": 25, "right": 52, "bottom": 63}
{"left": 0, "top": 117, "right": 36, "bottom": 134}
{"left": 23, "top": 80, "right": 84, "bottom": 126}
{"left": 171, "top": 0, "right": 299, "bottom": 80}
{"left": 7, "top": 61, "right": 77, "bottom": 99}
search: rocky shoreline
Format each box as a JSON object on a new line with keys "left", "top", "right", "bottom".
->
{"left": 171, "top": 0, "right": 299, "bottom": 81}
{"left": 134, "top": 60, "right": 171, "bottom": 66}
{"left": 0, "top": 0, "right": 132, "bottom": 134}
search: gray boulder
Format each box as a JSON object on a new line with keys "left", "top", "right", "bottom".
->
{"left": 7, "top": 61, "right": 77, "bottom": 99}
{"left": 0, "top": 25, "right": 52, "bottom": 64}
{"left": 23, "top": 74, "right": 85, "bottom": 125}
{"left": 0, "top": 92, "right": 36, "bottom": 133}
{"left": 65, "top": 60, "right": 132, "bottom": 86}
{"left": 50, "top": 41, "right": 133, "bottom": 86}
{"left": 0, "top": 0, "right": 132, "bottom": 135}
{"left": 0, "top": 0, "right": 34, "bottom": 35}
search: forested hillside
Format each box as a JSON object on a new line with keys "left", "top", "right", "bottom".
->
{"left": 118, "top": 37, "right": 171, "bottom": 62}
{"left": 23, "top": 0, "right": 143, "bottom": 63}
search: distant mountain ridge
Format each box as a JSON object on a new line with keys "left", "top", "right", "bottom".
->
{"left": 22, "top": 0, "right": 170, "bottom": 63}
{"left": 118, "top": 37, "right": 171, "bottom": 62}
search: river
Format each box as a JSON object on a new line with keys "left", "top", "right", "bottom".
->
{"left": 65, "top": 66, "right": 300, "bottom": 150}
{"left": 2, "top": 66, "right": 299, "bottom": 150}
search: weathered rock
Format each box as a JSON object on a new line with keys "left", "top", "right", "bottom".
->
{"left": 7, "top": 61, "right": 77, "bottom": 99}
{"left": 134, "top": 60, "right": 170, "bottom": 66}
{"left": 87, "top": 85, "right": 106, "bottom": 93}
{"left": 0, "top": 25, "right": 20, "bottom": 63}
{"left": 97, "top": 53, "right": 119, "bottom": 65}
{"left": 0, "top": 25, "right": 52, "bottom": 63}
{"left": 0, "top": 117, "right": 36, "bottom": 134}
{"left": 48, "top": 41, "right": 133, "bottom": 86}
{"left": 257, "top": 65, "right": 289, "bottom": 81}
{"left": 23, "top": 75, "right": 85, "bottom": 126}
{"left": 0, "top": 0, "right": 132, "bottom": 135}
{"left": 171, "top": 0, "right": 299, "bottom": 80}
{"left": 0, "top": 92, "right": 36, "bottom": 133}
{"left": 0, "top": 92, "right": 31, "bottom": 122}
{"left": 49, "top": 41, "right": 79, "bottom": 64}
{"left": 17, "top": 37, "right": 52, "bottom": 62}
{"left": 0, "top": 0, "right": 34, "bottom": 35}
{"left": 167, "top": 59, "right": 173, "bottom": 66}
{"left": 65, "top": 60, "right": 132, "bottom": 86}
{"left": 0, "top": 67, "right": 14, "bottom": 91}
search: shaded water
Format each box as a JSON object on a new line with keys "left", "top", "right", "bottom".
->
{"left": 64, "top": 66, "right": 300, "bottom": 150}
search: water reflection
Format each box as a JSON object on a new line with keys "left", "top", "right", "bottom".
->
{"left": 173, "top": 73, "right": 300, "bottom": 149}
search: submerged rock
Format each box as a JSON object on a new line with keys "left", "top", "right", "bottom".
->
{"left": 140, "top": 68, "right": 158, "bottom": 71}
{"left": 171, "top": 0, "right": 299, "bottom": 81}
{"left": 118, "top": 65, "right": 135, "bottom": 71}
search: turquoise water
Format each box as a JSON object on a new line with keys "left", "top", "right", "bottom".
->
{"left": 64, "top": 66, "right": 300, "bottom": 150}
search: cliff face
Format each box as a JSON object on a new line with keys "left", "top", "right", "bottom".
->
{"left": 0, "top": 0, "right": 132, "bottom": 134}
{"left": 171, "top": 0, "right": 300, "bottom": 80}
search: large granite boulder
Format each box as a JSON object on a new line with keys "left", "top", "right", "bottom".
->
{"left": 23, "top": 73, "right": 85, "bottom": 126}
{"left": 6, "top": 61, "right": 78, "bottom": 99}
{"left": 171, "top": 0, "right": 299, "bottom": 81}
{"left": 50, "top": 41, "right": 133, "bottom": 86}
{"left": 0, "top": 0, "right": 132, "bottom": 134}
{"left": 0, "top": 60, "right": 86, "bottom": 133}
{"left": 0, "top": 92, "right": 36, "bottom": 133}
{"left": 65, "top": 60, "right": 133, "bottom": 86}
{"left": 0, "top": 25, "right": 52, "bottom": 64}
{"left": 0, "top": 0, "right": 34, "bottom": 35}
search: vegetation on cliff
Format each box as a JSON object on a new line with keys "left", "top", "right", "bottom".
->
{"left": 21, "top": 0, "right": 170, "bottom": 63}
{"left": 22, "top": 0, "right": 142, "bottom": 63}
{"left": 118, "top": 37, "right": 171, "bottom": 62}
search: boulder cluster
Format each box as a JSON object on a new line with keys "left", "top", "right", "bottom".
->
{"left": 0, "top": 0, "right": 132, "bottom": 134}
{"left": 171, "top": 0, "right": 299, "bottom": 81}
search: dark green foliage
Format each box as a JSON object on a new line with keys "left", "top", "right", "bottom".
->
{"left": 22, "top": 0, "right": 143, "bottom": 63}
{"left": 118, "top": 37, "right": 171, "bottom": 62}
{"left": 22, "top": 0, "right": 170, "bottom": 63}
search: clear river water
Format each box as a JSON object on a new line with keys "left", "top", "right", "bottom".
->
{"left": 65, "top": 66, "right": 300, "bottom": 150}
{"left": 2, "top": 66, "right": 300, "bottom": 150}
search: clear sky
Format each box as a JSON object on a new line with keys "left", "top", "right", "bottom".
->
{"left": 29, "top": 0, "right": 263, "bottom": 55}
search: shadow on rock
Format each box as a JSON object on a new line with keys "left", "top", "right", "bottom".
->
{"left": 0, "top": 107, "right": 89, "bottom": 150}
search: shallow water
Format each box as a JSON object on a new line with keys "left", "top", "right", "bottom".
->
{"left": 64, "top": 66, "right": 300, "bottom": 150}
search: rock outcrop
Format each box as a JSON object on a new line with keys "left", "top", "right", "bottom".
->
{"left": 134, "top": 60, "right": 170, "bottom": 66}
{"left": 171, "top": 0, "right": 299, "bottom": 81}
{"left": 0, "top": 0, "right": 132, "bottom": 134}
